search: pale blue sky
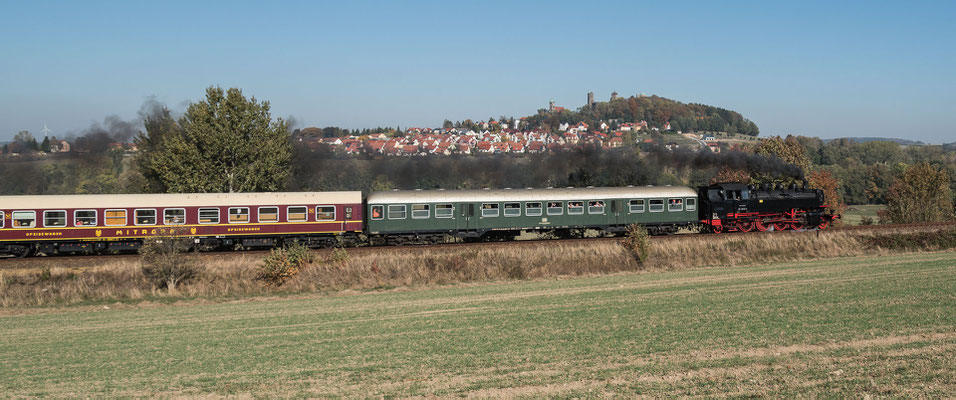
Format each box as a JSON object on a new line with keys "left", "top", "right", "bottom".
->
{"left": 1, "top": 1, "right": 954, "bottom": 142}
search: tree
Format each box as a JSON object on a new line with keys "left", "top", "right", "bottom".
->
{"left": 13, "top": 131, "right": 39, "bottom": 152}
{"left": 752, "top": 135, "right": 811, "bottom": 185}
{"left": 712, "top": 166, "right": 751, "bottom": 184}
{"left": 883, "top": 162, "right": 953, "bottom": 223}
{"left": 135, "top": 86, "right": 293, "bottom": 193}
{"left": 807, "top": 169, "right": 846, "bottom": 221}
{"left": 134, "top": 106, "right": 182, "bottom": 193}
{"left": 40, "top": 136, "right": 51, "bottom": 152}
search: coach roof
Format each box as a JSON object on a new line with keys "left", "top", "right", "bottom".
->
{"left": 0, "top": 191, "right": 362, "bottom": 210}
{"left": 367, "top": 186, "right": 697, "bottom": 204}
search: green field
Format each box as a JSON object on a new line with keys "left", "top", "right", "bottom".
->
{"left": 843, "top": 204, "right": 885, "bottom": 225}
{"left": 2, "top": 251, "right": 955, "bottom": 397}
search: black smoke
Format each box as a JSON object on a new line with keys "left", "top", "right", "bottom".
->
{"left": 290, "top": 144, "right": 662, "bottom": 192}
{"left": 68, "top": 97, "right": 171, "bottom": 153}
{"left": 644, "top": 145, "right": 805, "bottom": 180}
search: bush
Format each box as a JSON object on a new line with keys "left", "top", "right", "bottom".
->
{"left": 860, "top": 216, "right": 875, "bottom": 225}
{"left": 258, "top": 241, "right": 314, "bottom": 286}
{"left": 140, "top": 230, "right": 201, "bottom": 291}
{"left": 325, "top": 247, "right": 349, "bottom": 265}
{"left": 621, "top": 224, "right": 650, "bottom": 266}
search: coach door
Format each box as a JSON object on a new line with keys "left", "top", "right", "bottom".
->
{"left": 458, "top": 202, "right": 476, "bottom": 232}
{"left": 610, "top": 199, "right": 624, "bottom": 226}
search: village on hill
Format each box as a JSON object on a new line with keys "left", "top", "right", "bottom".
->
{"left": 294, "top": 120, "right": 736, "bottom": 156}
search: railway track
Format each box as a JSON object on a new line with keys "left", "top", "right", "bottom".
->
{"left": 2, "top": 221, "right": 953, "bottom": 272}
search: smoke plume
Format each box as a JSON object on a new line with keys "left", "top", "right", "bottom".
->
{"left": 67, "top": 97, "right": 173, "bottom": 153}
{"left": 644, "top": 145, "right": 805, "bottom": 180}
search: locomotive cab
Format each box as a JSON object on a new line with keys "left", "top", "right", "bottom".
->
{"left": 699, "top": 183, "right": 751, "bottom": 221}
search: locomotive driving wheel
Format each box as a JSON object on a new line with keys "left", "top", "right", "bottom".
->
{"left": 817, "top": 220, "right": 829, "bottom": 230}
{"left": 773, "top": 221, "right": 790, "bottom": 231}
{"left": 737, "top": 220, "right": 755, "bottom": 233}
{"left": 755, "top": 218, "right": 770, "bottom": 232}
{"left": 790, "top": 221, "right": 805, "bottom": 231}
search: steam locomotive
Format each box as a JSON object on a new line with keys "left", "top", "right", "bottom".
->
{"left": 698, "top": 182, "right": 837, "bottom": 233}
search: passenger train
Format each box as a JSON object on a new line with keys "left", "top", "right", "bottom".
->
{"left": 0, "top": 183, "right": 838, "bottom": 257}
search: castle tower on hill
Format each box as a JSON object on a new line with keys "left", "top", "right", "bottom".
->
{"left": 549, "top": 98, "right": 555, "bottom": 111}
{"left": 587, "top": 92, "right": 595, "bottom": 108}
{"left": 611, "top": 91, "right": 618, "bottom": 101}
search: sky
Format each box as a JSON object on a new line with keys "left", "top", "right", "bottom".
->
{"left": 1, "top": 1, "right": 954, "bottom": 143}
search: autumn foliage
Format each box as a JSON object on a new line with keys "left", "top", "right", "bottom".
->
{"left": 882, "top": 162, "right": 953, "bottom": 224}
{"left": 807, "top": 169, "right": 847, "bottom": 223}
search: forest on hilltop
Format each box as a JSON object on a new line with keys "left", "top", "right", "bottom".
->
{"left": 523, "top": 94, "right": 760, "bottom": 136}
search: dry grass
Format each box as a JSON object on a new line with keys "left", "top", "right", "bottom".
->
{"left": 1, "top": 227, "right": 953, "bottom": 309}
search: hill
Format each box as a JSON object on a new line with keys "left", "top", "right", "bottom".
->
{"left": 523, "top": 94, "right": 760, "bottom": 136}
{"left": 824, "top": 137, "right": 926, "bottom": 145}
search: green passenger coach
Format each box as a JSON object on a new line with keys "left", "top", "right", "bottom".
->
{"left": 365, "top": 186, "right": 698, "bottom": 245}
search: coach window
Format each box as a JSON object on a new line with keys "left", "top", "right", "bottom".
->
{"left": 258, "top": 207, "right": 279, "bottom": 223}
{"left": 105, "top": 209, "right": 127, "bottom": 226}
{"left": 547, "top": 201, "right": 563, "bottom": 216}
{"left": 164, "top": 208, "right": 186, "bottom": 225}
{"left": 371, "top": 205, "right": 384, "bottom": 220}
{"left": 668, "top": 198, "right": 683, "bottom": 212}
{"left": 288, "top": 206, "right": 308, "bottom": 222}
{"left": 411, "top": 204, "right": 430, "bottom": 219}
{"left": 12, "top": 211, "right": 36, "bottom": 228}
{"left": 316, "top": 206, "right": 335, "bottom": 221}
{"left": 75, "top": 210, "right": 97, "bottom": 226}
{"left": 0, "top": 212, "right": 4, "bottom": 228}
{"left": 135, "top": 209, "right": 157, "bottom": 225}
{"left": 199, "top": 208, "right": 220, "bottom": 224}
{"left": 435, "top": 204, "right": 454, "bottom": 218}
{"left": 526, "top": 202, "right": 543, "bottom": 217}
{"left": 43, "top": 210, "right": 67, "bottom": 227}
{"left": 686, "top": 198, "right": 697, "bottom": 212}
{"left": 649, "top": 199, "right": 665, "bottom": 213}
{"left": 588, "top": 200, "right": 605, "bottom": 215}
{"left": 629, "top": 199, "right": 645, "bottom": 213}
{"left": 504, "top": 202, "right": 521, "bottom": 217}
{"left": 228, "top": 207, "right": 249, "bottom": 223}
{"left": 388, "top": 205, "right": 406, "bottom": 219}
{"left": 567, "top": 201, "right": 584, "bottom": 215}
{"left": 481, "top": 203, "right": 499, "bottom": 217}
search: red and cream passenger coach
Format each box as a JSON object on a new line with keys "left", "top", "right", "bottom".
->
{"left": 0, "top": 191, "right": 363, "bottom": 257}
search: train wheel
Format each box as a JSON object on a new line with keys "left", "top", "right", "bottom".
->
{"left": 817, "top": 220, "right": 829, "bottom": 230}
{"left": 755, "top": 218, "right": 769, "bottom": 232}
{"left": 738, "top": 220, "right": 755, "bottom": 233}
{"left": 712, "top": 224, "right": 723, "bottom": 234}
{"left": 791, "top": 221, "right": 805, "bottom": 231}
{"left": 773, "top": 222, "right": 790, "bottom": 231}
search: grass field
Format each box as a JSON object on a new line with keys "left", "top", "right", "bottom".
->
{"left": 843, "top": 204, "right": 885, "bottom": 225}
{"left": 2, "top": 251, "right": 955, "bottom": 397}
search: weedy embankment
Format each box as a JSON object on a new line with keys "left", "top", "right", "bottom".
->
{"left": 1, "top": 227, "right": 954, "bottom": 308}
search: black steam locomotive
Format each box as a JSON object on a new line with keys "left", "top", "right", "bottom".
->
{"left": 698, "top": 182, "right": 839, "bottom": 233}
